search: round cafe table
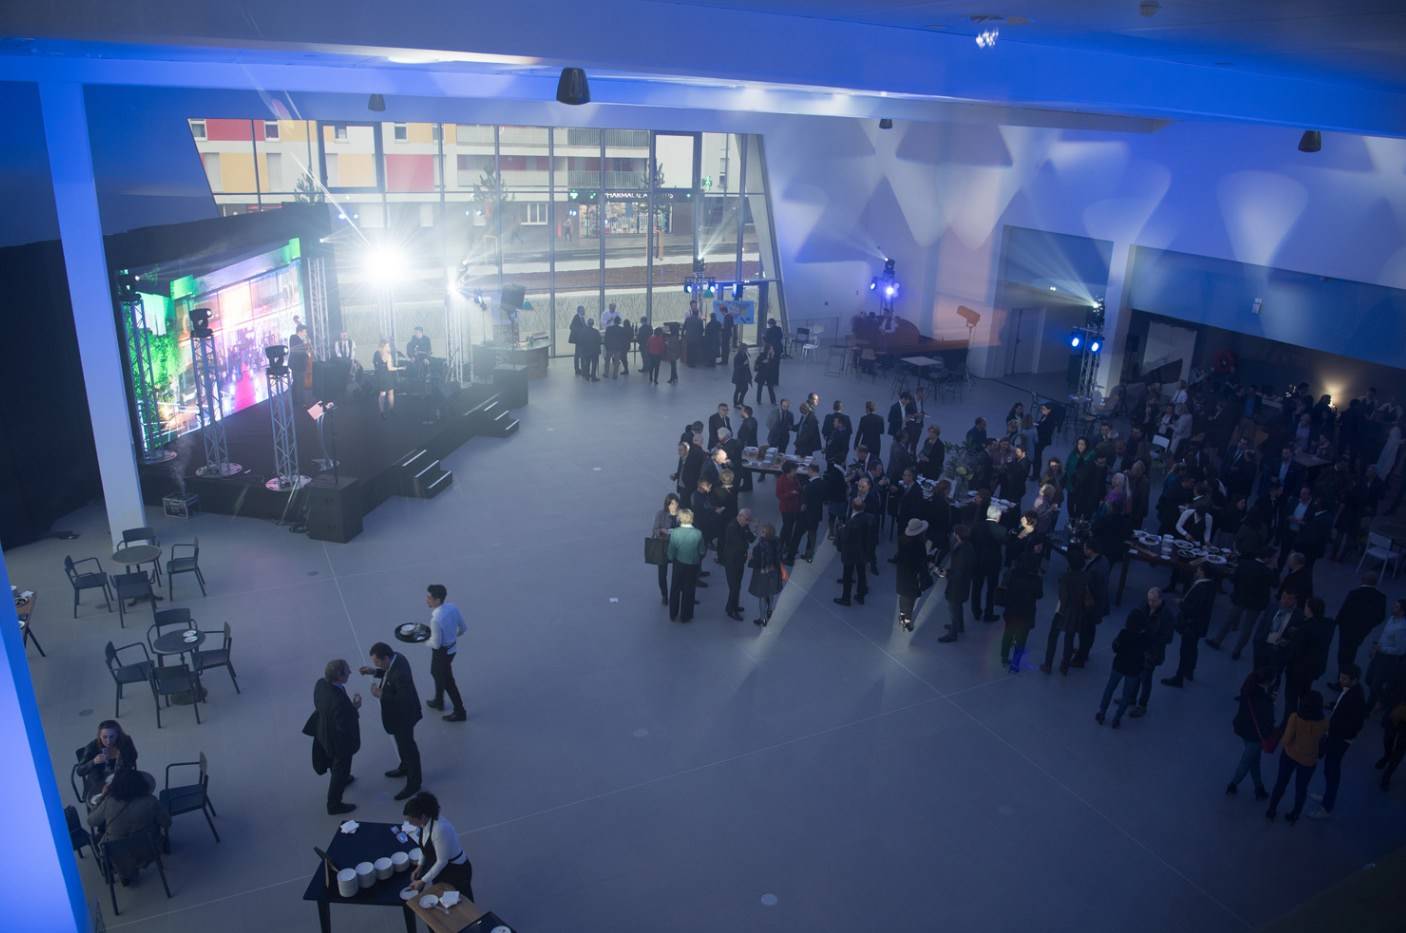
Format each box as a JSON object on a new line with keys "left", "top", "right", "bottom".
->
{"left": 151, "top": 629, "right": 208, "bottom": 704}
{"left": 113, "top": 544, "right": 165, "bottom": 602}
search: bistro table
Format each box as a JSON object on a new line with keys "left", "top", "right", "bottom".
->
{"left": 740, "top": 451, "right": 820, "bottom": 476}
{"left": 304, "top": 821, "right": 419, "bottom": 933}
{"left": 901, "top": 355, "right": 942, "bottom": 368}
{"left": 406, "top": 883, "right": 514, "bottom": 933}
{"left": 151, "top": 629, "right": 208, "bottom": 704}
{"left": 112, "top": 544, "right": 165, "bottom": 602}
{"left": 1113, "top": 538, "right": 1237, "bottom": 606}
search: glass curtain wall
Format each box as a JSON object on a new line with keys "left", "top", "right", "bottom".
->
{"left": 189, "top": 121, "right": 784, "bottom": 358}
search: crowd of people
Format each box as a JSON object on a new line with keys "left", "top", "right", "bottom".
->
{"left": 568, "top": 300, "right": 787, "bottom": 390}
{"left": 650, "top": 361, "right": 1406, "bottom": 826}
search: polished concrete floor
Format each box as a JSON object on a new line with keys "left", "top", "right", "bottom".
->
{"left": 9, "top": 353, "right": 1406, "bottom": 932}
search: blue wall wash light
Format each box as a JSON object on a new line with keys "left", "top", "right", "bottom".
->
{"left": 1070, "top": 332, "right": 1082, "bottom": 349}
{"left": 1090, "top": 339, "right": 1102, "bottom": 353}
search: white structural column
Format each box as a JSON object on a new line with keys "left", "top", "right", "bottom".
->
{"left": 1095, "top": 240, "right": 1136, "bottom": 393}
{"left": 40, "top": 82, "right": 146, "bottom": 547}
{"left": 0, "top": 546, "right": 89, "bottom": 931}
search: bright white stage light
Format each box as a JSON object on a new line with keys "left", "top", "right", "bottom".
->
{"left": 975, "top": 27, "right": 999, "bottom": 48}
{"left": 365, "top": 245, "right": 407, "bottom": 286}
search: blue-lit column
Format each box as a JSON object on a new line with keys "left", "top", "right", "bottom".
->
{"left": 1095, "top": 240, "right": 1135, "bottom": 393}
{"left": 40, "top": 82, "right": 147, "bottom": 548}
{"left": 0, "top": 544, "right": 88, "bottom": 931}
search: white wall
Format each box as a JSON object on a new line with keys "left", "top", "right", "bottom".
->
{"left": 763, "top": 114, "right": 1406, "bottom": 375}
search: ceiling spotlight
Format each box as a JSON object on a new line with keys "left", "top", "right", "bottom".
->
{"left": 1069, "top": 333, "right": 1082, "bottom": 349}
{"left": 879, "top": 118, "right": 893, "bottom": 130}
{"left": 189, "top": 306, "right": 213, "bottom": 337}
{"left": 556, "top": 67, "right": 591, "bottom": 105}
{"left": 1298, "top": 130, "right": 1322, "bottom": 153}
{"left": 975, "top": 26, "right": 999, "bottom": 48}
{"left": 1090, "top": 340, "right": 1102, "bottom": 353}
{"left": 368, "top": 93, "right": 386, "bottom": 112}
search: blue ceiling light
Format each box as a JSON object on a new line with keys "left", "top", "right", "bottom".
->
{"left": 868, "top": 278, "right": 878, "bottom": 292}
{"left": 1069, "top": 332, "right": 1082, "bottom": 349}
{"left": 1090, "top": 339, "right": 1102, "bottom": 353}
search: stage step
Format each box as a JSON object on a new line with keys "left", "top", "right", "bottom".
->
{"left": 396, "top": 449, "right": 453, "bottom": 498}
{"left": 486, "top": 410, "right": 520, "bottom": 438}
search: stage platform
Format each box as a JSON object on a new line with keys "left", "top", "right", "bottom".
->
{"left": 138, "top": 381, "right": 520, "bottom": 538}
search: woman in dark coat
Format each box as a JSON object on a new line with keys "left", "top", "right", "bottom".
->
{"left": 1228, "top": 667, "right": 1276, "bottom": 798}
{"left": 731, "top": 346, "right": 752, "bottom": 407}
{"left": 1042, "top": 550, "right": 1090, "bottom": 674}
{"left": 76, "top": 720, "right": 139, "bottom": 803}
{"left": 1001, "top": 550, "right": 1044, "bottom": 672}
{"left": 748, "top": 524, "right": 783, "bottom": 627}
{"left": 896, "top": 518, "right": 932, "bottom": 632}
{"left": 754, "top": 346, "right": 779, "bottom": 406}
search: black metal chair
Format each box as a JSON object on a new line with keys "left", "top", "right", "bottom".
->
{"left": 112, "top": 573, "right": 156, "bottom": 629}
{"left": 98, "top": 829, "right": 172, "bottom": 915}
{"left": 105, "top": 640, "right": 153, "bottom": 718}
{"left": 64, "top": 805, "right": 92, "bottom": 860}
{"left": 70, "top": 761, "right": 89, "bottom": 810}
{"left": 120, "top": 526, "right": 163, "bottom": 586}
{"left": 165, "top": 538, "right": 206, "bottom": 599}
{"left": 160, "top": 753, "right": 219, "bottom": 845}
{"left": 193, "top": 622, "right": 239, "bottom": 694}
{"left": 147, "top": 609, "right": 195, "bottom": 662}
{"left": 64, "top": 555, "right": 112, "bottom": 618}
{"left": 18, "top": 593, "right": 44, "bottom": 657}
{"left": 150, "top": 661, "right": 202, "bottom": 728}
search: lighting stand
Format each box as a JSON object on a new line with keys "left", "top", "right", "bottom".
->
{"left": 306, "top": 254, "right": 332, "bottom": 360}
{"left": 117, "top": 284, "right": 176, "bottom": 463}
{"left": 189, "top": 319, "right": 242, "bottom": 478}
{"left": 1071, "top": 326, "right": 1105, "bottom": 421}
{"left": 376, "top": 284, "right": 397, "bottom": 357}
{"left": 264, "top": 351, "right": 309, "bottom": 496}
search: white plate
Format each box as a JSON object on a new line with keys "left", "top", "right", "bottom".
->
{"left": 1206, "top": 555, "right": 1228, "bottom": 565}
{"left": 419, "top": 894, "right": 439, "bottom": 909}
{"left": 399, "top": 886, "right": 418, "bottom": 901}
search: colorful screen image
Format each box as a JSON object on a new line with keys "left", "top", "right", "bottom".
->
{"left": 125, "top": 238, "right": 306, "bottom": 454}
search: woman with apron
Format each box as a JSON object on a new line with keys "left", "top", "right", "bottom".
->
{"left": 404, "top": 792, "right": 475, "bottom": 901}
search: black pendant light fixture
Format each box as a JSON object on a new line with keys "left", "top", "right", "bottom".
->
{"left": 1298, "top": 129, "right": 1321, "bottom": 153}
{"left": 368, "top": 93, "right": 386, "bottom": 112}
{"left": 556, "top": 67, "right": 591, "bottom": 105}
{"left": 879, "top": 118, "right": 894, "bottom": 130}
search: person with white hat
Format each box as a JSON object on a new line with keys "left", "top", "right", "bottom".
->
{"left": 896, "top": 517, "right": 932, "bottom": 632}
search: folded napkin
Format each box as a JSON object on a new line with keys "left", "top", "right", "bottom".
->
{"left": 439, "top": 891, "right": 461, "bottom": 909}
{"left": 339, "top": 820, "right": 360, "bottom": 834}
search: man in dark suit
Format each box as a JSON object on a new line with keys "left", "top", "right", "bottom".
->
{"left": 1209, "top": 547, "right": 1277, "bottom": 660}
{"left": 707, "top": 404, "right": 733, "bottom": 450}
{"left": 1278, "top": 551, "right": 1314, "bottom": 604}
{"left": 1034, "top": 402, "right": 1056, "bottom": 471}
{"left": 737, "top": 405, "right": 759, "bottom": 492}
{"left": 1309, "top": 663, "right": 1368, "bottom": 820}
{"left": 822, "top": 401, "right": 852, "bottom": 449}
{"left": 1162, "top": 563, "right": 1217, "bottom": 686}
{"left": 1336, "top": 573, "right": 1388, "bottom": 671}
{"left": 721, "top": 510, "right": 754, "bottom": 621}
{"left": 359, "top": 642, "right": 423, "bottom": 801}
{"left": 858, "top": 401, "right": 885, "bottom": 457}
{"left": 970, "top": 504, "right": 1008, "bottom": 623}
{"left": 679, "top": 438, "right": 707, "bottom": 496}
{"left": 833, "top": 499, "right": 875, "bottom": 606}
{"left": 794, "top": 403, "right": 822, "bottom": 457}
{"left": 887, "top": 393, "right": 913, "bottom": 449}
{"left": 939, "top": 525, "right": 976, "bottom": 643}
{"left": 312, "top": 659, "right": 362, "bottom": 815}
{"left": 1263, "top": 446, "right": 1303, "bottom": 498}
{"left": 1251, "top": 590, "right": 1303, "bottom": 679}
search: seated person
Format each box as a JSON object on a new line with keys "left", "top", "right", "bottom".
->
{"left": 76, "top": 720, "right": 138, "bottom": 804}
{"left": 88, "top": 770, "right": 169, "bottom": 885}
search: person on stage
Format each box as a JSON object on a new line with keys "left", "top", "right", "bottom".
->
{"left": 374, "top": 339, "right": 400, "bottom": 416}
{"left": 407, "top": 325, "right": 432, "bottom": 384}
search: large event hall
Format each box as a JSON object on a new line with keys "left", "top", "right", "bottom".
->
{"left": 5, "top": 3, "right": 1406, "bottom": 932}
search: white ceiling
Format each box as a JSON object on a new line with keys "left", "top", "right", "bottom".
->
{"left": 660, "top": 0, "right": 1406, "bottom": 87}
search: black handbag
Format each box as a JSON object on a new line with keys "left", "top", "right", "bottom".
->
{"left": 645, "top": 536, "right": 668, "bottom": 566}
